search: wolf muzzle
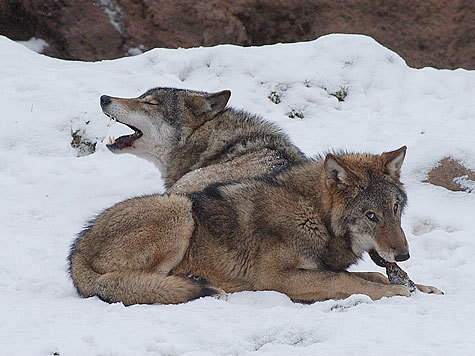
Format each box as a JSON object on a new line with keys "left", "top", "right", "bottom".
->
{"left": 394, "top": 253, "right": 410, "bottom": 262}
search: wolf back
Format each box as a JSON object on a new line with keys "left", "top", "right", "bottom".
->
{"left": 100, "top": 88, "right": 306, "bottom": 194}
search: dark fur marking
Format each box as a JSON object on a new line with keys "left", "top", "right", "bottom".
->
{"left": 321, "top": 232, "right": 359, "bottom": 272}
{"left": 202, "top": 183, "right": 224, "bottom": 200}
{"left": 182, "top": 274, "right": 210, "bottom": 286}
{"left": 197, "top": 287, "right": 220, "bottom": 299}
{"left": 67, "top": 219, "right": 96, "bottom": 278}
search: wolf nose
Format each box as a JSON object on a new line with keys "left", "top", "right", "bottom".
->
{"left": 100, "top": 95, "right": 111, "bottom": 107}
{"left": 394, "top": 253, "right": 410, "bottom": 262}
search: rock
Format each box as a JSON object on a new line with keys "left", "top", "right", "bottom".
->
{"left": 0, "top": 0, "right": 125, "bottom": 60}
{"left": 0, "top": 0, "right": 472, "bottom": 69}
{"left": 424, "top": 158, "right": 475, "bottom": 192}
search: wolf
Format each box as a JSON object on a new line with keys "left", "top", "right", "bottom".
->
{"left": 69, "top": 146, "right": 442, "bottom": 305}
{"left": 98, "top": 86, "right": 423, "bottom": 292}
{"left": 100, "top": 87, "right": 306, "bottom": 194}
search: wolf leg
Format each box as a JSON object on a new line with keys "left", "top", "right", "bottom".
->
{"left": 415, "top": 284, "right": 444, "bottom": 295}
{"left": 385, "top": 264, "right": 444, "bottom": 294}
{"left": 368, "top": 252, "right": 444, "bottom": 295}
{"left": 353, "top": 271, "right": 443, "bottom": 294}
{"left": 386, "top": 263, "right": 444, "bottom": 294}
{"left": 260, "top": 269, "right": 411, "bottom": 302}
{"left": 352, "top": 272, "right": 390, "bottom": 285}
{"left": 95, "top": 271, "right": 223, "bottom": 305}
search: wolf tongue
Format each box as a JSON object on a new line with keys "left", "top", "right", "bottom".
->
{"left": 116, "top": 135, "right": 135, "bottom": 148}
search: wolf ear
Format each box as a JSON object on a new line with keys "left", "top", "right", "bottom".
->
{"left": 206, "top": 90, "right": 231, "bottom": 117}
{"left": 381, "top": 146, "right": 407, "bottom": 180}
{"left": 186, "top": 90, "right": 231, "bottom": 124}
{"left": 324, "top": 154, "right": 354, "bottom": 186}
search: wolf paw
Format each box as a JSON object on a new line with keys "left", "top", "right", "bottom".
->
{"left": 415, "top": 284, "right": 444, "bottom": 295}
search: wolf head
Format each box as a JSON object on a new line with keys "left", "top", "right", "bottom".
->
{"left": 100, "top": 88, "right": 231, "bottom": 170}
{"left": 324, "top": 146, "right": 409, "bottom": 263}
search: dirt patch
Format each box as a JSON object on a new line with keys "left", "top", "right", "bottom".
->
{"left": 424, "top": 158, "right": 475, "bottom": 192}
{"left": 71, "top": 130, "right": 97, "bottom": 157}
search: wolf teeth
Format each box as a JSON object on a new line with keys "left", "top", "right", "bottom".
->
{"left": 107, "top": 114, "right": 117, "bottom": 122}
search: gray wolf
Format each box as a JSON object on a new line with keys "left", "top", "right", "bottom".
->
{"left": 69, "top": 146, "right": 442, "bottom": 305}
{"left": 99, "top": 86, "right": 427, "bottom": 292}
{"left": 100, "top": 87, "right": 306, "bottom": 193}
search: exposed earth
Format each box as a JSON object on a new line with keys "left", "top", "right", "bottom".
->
{"left": 0, "top": 0, "right": 473, "bottom": 69}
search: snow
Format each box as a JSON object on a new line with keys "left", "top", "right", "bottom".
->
{"left": 99, "top": 0, "right": 125, "bottom": 35}
{"left": 1, "top": 34, "right": 474, "bottom": 355}
{"left": 15, "top": 37, "right": 49, "bottom": 54}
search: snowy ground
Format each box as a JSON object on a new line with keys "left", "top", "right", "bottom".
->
{"left": 0, "top": 34, "right": 474, "bottom": 355}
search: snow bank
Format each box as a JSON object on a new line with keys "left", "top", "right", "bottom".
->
{"left": 1, "top": 34, "right": 474, "bottom": 355}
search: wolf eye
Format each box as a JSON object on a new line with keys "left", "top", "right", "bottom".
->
{"left": 141, "top": 98, "right": 160, "bottom": 105}
{"left": 394, "top": 203, "right": 399, "bottom": 215}
{"left": 144, "top": 101, "right": 160, "bottom": 106}
{"left": 366, "top": 211, "right": 378, "bottom": 222}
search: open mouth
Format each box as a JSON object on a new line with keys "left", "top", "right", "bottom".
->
{"left": 104, "top": 113, "right": 143, "bottom": 150}
{"left": 369, "top": 249, "right": 388, "bottom": 267}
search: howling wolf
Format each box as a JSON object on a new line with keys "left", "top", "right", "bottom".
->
{"left": 100, "top": 88, "right": 306, "bottom": 194}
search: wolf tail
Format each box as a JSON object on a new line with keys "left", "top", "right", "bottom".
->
{"left": 69, "top": 249, "right": 102, "bottom": 298}
{"left": 93, "top": 272, "right": 224, "bottom": 306}
{"left": 69, "top": 251, "right": 223, "bottom": 305}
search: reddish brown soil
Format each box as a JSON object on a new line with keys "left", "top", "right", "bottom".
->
{"left": 0, "top": 0, "right": 473, "bottom": 69}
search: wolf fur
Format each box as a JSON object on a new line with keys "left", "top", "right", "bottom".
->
{"left": 100, "top": 88, "right": 306, "bottom": 193}
{"left": 69, "top": 147, "right": 442, "bottom": 305}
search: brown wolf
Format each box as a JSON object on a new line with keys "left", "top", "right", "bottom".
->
{"left": 69, "top": 146, "right": 442, "bottom": 305}
{"left": 99, "top": 87, "right": 426, "bottom": 292}
{"left": 100, "top": 87, "right": 306, "bottom": 194}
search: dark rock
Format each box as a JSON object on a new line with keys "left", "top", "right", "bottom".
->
{"left": 0, "top": 0, "right": 473, "bottom": 69}
{"left": 0, "top": 0, "right": 124, "bottom": 60}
